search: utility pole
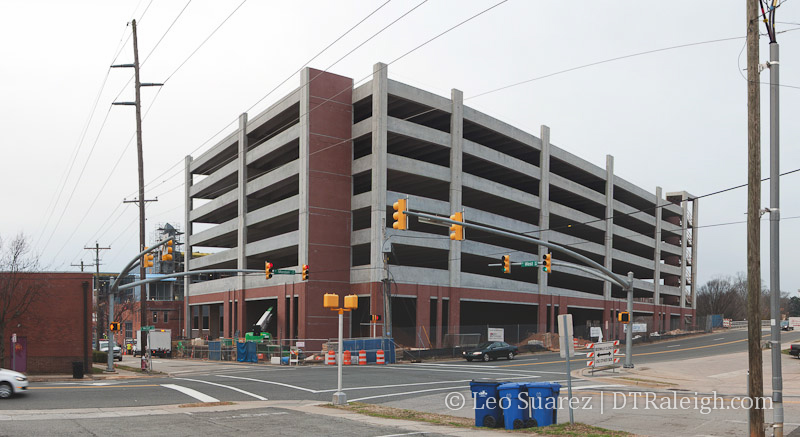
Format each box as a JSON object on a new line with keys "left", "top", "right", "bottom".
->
{"left": 746, "top": 0, "right": 765, "bottom": 435}
{"left": 112, "top": 19, "right": 162, "bottom": 366}
{"left": 84, "top": 243, "right": 110, "bottom": 350}
{"left": 759, "top": 1, "right": 784, "bottom": 435}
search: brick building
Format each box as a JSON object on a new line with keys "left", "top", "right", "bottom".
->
{"left": 1, "top": 272, "right": 93, "bottom": 374}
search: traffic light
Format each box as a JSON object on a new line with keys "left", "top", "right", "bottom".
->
{"left": 392, "top": 198, "right": 407, "bottom": 230}
{"left": 371, "top": 314, "right": 382, "bottom": 323}
{"left": 542, "top": 253, "right": 552, "bottom": 273}
{"left": 302, "top": 264, "right": 309, "bottom": 281}
{"left": 618, "top": 312, "right": 630, "bottom": 324}
{"left": 265, "top": 262, "right": 273, "bottom": 279}
{"left": 162, "top": 240, "right": 174, "bottom": 261}
{"left": 144, "top": 253, "right": 154, "bottom": 268}
{"left": 502, "top": 255, "right": 511, "bottom": 274}
{"left": 109, "top": 322, "right": 121, "bottom": 332}
{"left": 449, "top": 212, "right": 464, "bottom": 241}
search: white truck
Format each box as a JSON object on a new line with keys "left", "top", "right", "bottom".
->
{"left": 788, "top": 317, "right": 800, "bottom": 331}
{"left": 134, "top": 329, "right": 172, "bottom": 358}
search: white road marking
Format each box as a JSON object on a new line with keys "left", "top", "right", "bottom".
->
{"left": 315, "top": 379, "right": 473, "bottom": 393}
{"left": 161, "top": 384, "right": 219, "bottom": 403}
{"left": 173, "top": 377, "right": 267, "bottom": 400}
{"left": 408, "top": 362, "right": 545, "bottom": 373}
{"left": 666, "top": 344, "right": 681, "bottom": 348}
{"left": 349, "top": 386, "right": 466, "bottom": 403}
{"left": 573, "top": 384, "right": 623, "bottom": 390}
{"left": 386, "top": 365, "right": 542, "bottom": 378}
{"left": 713, "top": 337, "right": 725, "bottom": 340}
{"left": 216, "top": 375, "right": 319, "bottom": 393}
{"left": 375, "top": 433, "right": 425, "bottom": 437}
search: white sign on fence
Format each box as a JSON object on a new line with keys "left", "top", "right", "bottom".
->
{"left": 586, "top": 340, "right": 620, "bottom": 368}
{"left": 487, "top": 328, "right": 504, "bottom": 342}
{"left": 296, "top": 341, "right": 305, "bottom": 348}
{"left": 557, "top": 314, "right": 575, "bottom": 358}
{"left": 590, "top": 327, "right": 603, "bottom": 341}
{"left": 623, "top": 323, "right": 647, "bottom": 333}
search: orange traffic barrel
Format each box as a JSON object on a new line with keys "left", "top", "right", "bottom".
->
{"left": 326, "top": 350, "right": 335, "bottom": 365}
{"left": 343, "top": 350, "right": 352, "bottom": 365}
{"left": 376, "top": 349, "right": 385, "bottom": 365}
{"left": 358, "top": 350, "right": 367, "bottom": 365}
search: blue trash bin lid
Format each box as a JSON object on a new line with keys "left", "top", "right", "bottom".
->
{"left": 498, "top": 382, "right": 524, "bottom": 391}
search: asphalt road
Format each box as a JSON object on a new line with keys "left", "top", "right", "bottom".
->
{"left": 2, "top": 329, "right": 799, "bottom": 436}
{"left": 2, "top": 329, "right": 797, "bottom": 411}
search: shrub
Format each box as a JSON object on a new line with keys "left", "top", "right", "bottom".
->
{"left": 93, "top": 350, "right": 108, "bottom": 363}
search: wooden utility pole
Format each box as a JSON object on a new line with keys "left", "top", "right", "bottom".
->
{"left": 111, "top": 19, "right": 161, "bottom": 364}
{"left": 746, "top": 0, "right": 764, "bottom": 435}
{"left": 85, "top": 243, "right": 110, "bottom": 350}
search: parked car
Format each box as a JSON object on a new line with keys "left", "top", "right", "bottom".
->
{"left": 0, "top": 368, "right": 28, "bottom": 399}
{"left": 790, "top": 344, "right": 800, "bottom": 358}
{"left": 781, "top": 320, "right": 792, "bottom": 331}
{"left": 99, "top": 340, "right": 122, "bottom": 361}
{"left": 462, "top": 341, "right": 519, "bottom": 362}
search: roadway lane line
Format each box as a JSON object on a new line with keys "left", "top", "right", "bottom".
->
{"left": 315, "top": 379, "right": 473, "bottom": 393}
{"left": 386, "top": 365, "right": 542, "bottom": 378}
{"left": 349, "top": 386, "right": 466, "bottom": 403}
{"left": 173, "top": 377, "right": 267, "bottom": 401}
{"left": 216, "top": 375, "right": 319, "bottom": 393}
{"left": 714, "top": 337, "right": 725, "bottom": 341}
{"left": 666, "top": 344, "right": 681, "bottom": 348}
{"left": 29, "top": 384, "right": 160, "bottom": 390}
{"left": 161, "top": 384, "right": 219, "bottom": 403}
{"left": 407, "top": 362, "right": 566, "bottom": 375}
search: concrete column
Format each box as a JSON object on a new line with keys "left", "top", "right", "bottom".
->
{"left": 223, "top": 295, "right": 230, "bottom": 338}
{"left": 184, "top": 155, "right": 193, "bottom": 338}
{"left": 237, "top": 113, "right": 248, "bottom": 292}
{"left": 370, "top": 63, "right": 389, "bottom": 284}
{"left": 435, "top": 288, "right": 443, "bottom": 348}
{"left": 448, "top": 89, "right": 464, "bottom": 290}
{"left": 416, "top": 286, "right": 431, "bottom": 348}
{"left": 653, "top": 187, "right": 663, "bottom": 332}
{"left": 449, "top": 295, "right": 460, "bottom": 336}
{"left": 236, "top": 290, "right": 246, "bottom": 336}
{"left": 537, "top": 125, "right": 551, "bottom": 333}
{"left": 603, "top": 155, "right": 614, "bottom": 300}
{"left": 277, "top": 288, "right": 286, "bottom": 341}
{"left": 537, "top": 300, "right": 547, "bottom": 334}
{"left": 299, "top": 70, "right": 312, "bottom": 271}
{"left": 691, "top": 198, "right": 699, "bottom": 312}
{"left": 549, "top": 296, "right": 555, "bottom": 334}
{"left": 679, "top": 193, "right": 689, "bottom": 312}
{"left": 210, "top": 304, "right": 220, "bottom": 339}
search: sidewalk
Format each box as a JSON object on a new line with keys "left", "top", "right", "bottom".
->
{"left": 580, "top": 349, "right": 800, "bottom": 396}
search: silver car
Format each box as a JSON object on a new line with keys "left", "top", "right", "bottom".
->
{"left": 99, "top": 340, "right": 123, "bottom": 361}
{"left": 0, "top": 368, "right": 28, "bottom": 398}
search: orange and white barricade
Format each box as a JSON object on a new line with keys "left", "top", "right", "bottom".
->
{"left": 326, "top": 350, "right": 335, "bottom": 365}
{"left": 376, "top": 349, "right": 385, "bottom": 365}
{"left": 358, "top": 350, "right": 367, "bottom": 365}
{"left": 343, "top": 350, "right": 352, "bottom": 365}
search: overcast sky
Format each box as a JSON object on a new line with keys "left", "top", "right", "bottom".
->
{"left": 1, "top": 1, "right": 798, "bottom": 295}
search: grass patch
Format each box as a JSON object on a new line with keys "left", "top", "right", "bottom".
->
{"left": 179, "top": 401, "right": 235, "bottom": 408}
{"left": 327, "top": 402, "right": 629, "bottom": 435}
{"left": 90, "top": 366, "right": 105, "bottom": 374}
{"left": 536, "top": 422, "right": 630, "bottom": 436}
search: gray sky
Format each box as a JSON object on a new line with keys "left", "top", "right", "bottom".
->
{"left": 1, "top": 1, "right": 797, "bottom": 295}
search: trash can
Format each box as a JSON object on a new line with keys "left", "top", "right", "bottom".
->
{"left": 469, "top": 379, "right": 504, "bottom": 428}
{"left": 497, "top": 382, "right": 530, "bottom": 430}
{"left": 72, "top": 362, "right": 84, "bottom": 379}
{"left": 525, "top": 382, "right": 561, "bottom": 427}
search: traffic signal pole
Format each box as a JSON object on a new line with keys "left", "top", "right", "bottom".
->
{"left": 400, "top": 208, "right": 637, "bottom": 365}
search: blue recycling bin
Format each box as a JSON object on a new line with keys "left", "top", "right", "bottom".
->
{"left": 498, "top": 382, "right": 531, "bottom": 430}
{"left": 469, "top": 379, "right": 504, "bottom": 428}
{"left": 525, "top": 382, "right": 561, "bottom": 427}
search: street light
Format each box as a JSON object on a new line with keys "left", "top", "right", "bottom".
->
{"left": 324, "top": 292, "right": 358, "bottom": 405}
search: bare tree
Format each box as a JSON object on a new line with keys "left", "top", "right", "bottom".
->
{"left": 0, "top": 234, "right": 45, "bottom": 367}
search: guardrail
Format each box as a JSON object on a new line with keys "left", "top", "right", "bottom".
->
{"left": 727, "top": 320, "right": 770, "bottom": 330}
